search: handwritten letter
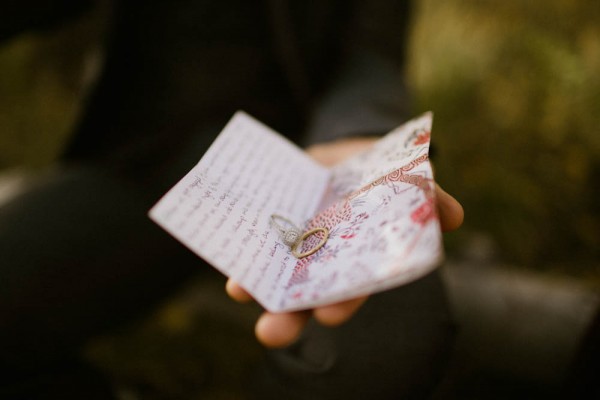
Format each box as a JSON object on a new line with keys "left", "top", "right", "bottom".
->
{"left": 150, "top": 112, "right": 443, "bottom": 312}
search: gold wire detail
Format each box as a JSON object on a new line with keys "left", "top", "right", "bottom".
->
{"left": 291, "top": 227, "right": 329, "bottom": 259}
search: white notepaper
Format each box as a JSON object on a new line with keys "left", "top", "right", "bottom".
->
{"left": 150, "top": 111, "right": 442, "bottom": 312}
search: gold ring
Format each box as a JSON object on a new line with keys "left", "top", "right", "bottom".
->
{"left": 291, "top": 227, "right": 329, "bottom": 259}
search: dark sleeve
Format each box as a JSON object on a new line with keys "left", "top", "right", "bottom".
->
{"left": 253, "top": 271, "right": 455, "bottom": 400}
{"left": 0, "top": 0, "right": 93, "bottom": 42}
{"left": 304, "top": 0, "right": 413, "bottom": 145}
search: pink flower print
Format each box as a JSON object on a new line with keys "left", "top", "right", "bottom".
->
{"left": 410, "top": 198, "right": 436, "bottom": 225}
{"left": 414, "top": 131, "right": 431, "bottom": 145}
{"left": 340, "top": 229, "right": 356, "bottom": 239}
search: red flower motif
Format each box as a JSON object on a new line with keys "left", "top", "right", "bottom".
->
{"left": 410, "top": 199, "right": 435, "bottom": 225}
{"left": 414, "top": 131, "right": 431, "bottom": 145}
{"left": 340, "top": 230, "right": 356, "bottom": 239}
{"left": 292, "top": 291, "right": 303, "bottom": 299}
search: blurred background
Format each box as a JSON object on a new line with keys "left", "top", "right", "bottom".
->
{"left": 409, "top": 0, "right": 600, "bottom": 275}
{"left": 1, "top": 0, "right": 598, "bottom": 398}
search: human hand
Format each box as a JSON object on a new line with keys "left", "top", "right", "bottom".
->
{"left": 226, "top": 137, "right": 464, "bottom": 348}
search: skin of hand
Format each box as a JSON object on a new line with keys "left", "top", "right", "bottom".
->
{"left": 226, "top": 137, "right": 464, "bottom": 348}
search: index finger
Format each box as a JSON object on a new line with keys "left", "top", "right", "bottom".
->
{"left": 435, "top": 184, "right": 464, "bottom": 232}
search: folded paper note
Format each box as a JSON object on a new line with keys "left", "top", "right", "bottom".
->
{"left": 149, "top": 112, "right": 442, "bottom": 312}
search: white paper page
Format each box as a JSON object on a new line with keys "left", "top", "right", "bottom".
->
{"left": 329, "top": 112, "right": 433, "bottom": 197}
{"left": 275, "top": 113, "right": 443, "bottom": 311}
{"left": 149, "top": 112, "right": 330, "bottom": 311}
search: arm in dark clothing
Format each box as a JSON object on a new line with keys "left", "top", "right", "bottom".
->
{"left": 304, "top": 0, "right": 413, "bottom": 144}
{"left": 0, "top": 0, "right": 93, "bottom": 41}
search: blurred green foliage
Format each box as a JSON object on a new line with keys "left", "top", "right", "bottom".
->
{"left": 408, "top": 0, "right": 600, "bottom": 274}
{"left": 0, "top": 3, "right": 106, "bottom": 168}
